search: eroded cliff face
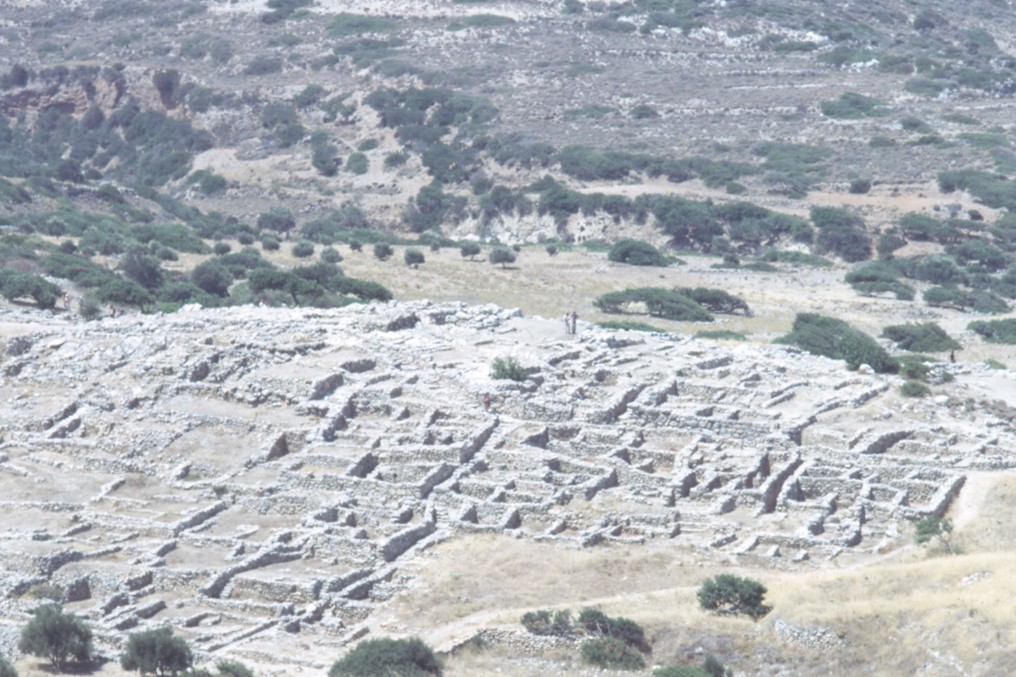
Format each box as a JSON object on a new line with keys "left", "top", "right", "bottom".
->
{"left": 0, "top": 300, "right": 1012, "bottom": 670}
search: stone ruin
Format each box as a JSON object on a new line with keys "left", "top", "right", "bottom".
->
{"left": 0, "top": 300, "right": 1013, "bottom": 671}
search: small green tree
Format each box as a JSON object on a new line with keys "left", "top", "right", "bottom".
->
{"left": 0, "top": 655, "right": 17, "bottom": 677}
{"left": 460, "top": 243, "right": 481, "bottom": 260}
{"left": 121, "top": 627, "right": 193, "bottom": 676}
{"left": 18, "top": 604, "right": 93, "bottom": 670}
{"left": 490, "top": 356, "right": 527, "bottom": 381}
{"left": 489, "top": 247, "right": 516, "bottom": 268}
{"left": 914, "top": 516, "right": 955, "bottom": 554}
{"left": 215, "top": 659, "right": 255, "bottom": 677}
{"left": 580, "top": 637, "right": 645, "bottom": 670}
{"left": 292, "top": 241, "right": 315, "bottom": 258}
{"left": 404, "top": 248, "right": 425, "bottom": 268}
{"left": 697, "top": 574, "right": 770, "bottom": 619}
{"left": 373, "top": 243, "right": 394, "bottom": 261}
{"left": 329, "top": 637, "right": 441, "bottom": 677}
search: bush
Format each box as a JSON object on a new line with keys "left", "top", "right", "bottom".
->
{"left": 121, "top": 627, "right": 192, "bottom": 676}
{"left": 213, "top": 241, "right": 231, "bottom": 256}
{"left": 373, "top": 243, "right": 394, "bottom": 261}
{"left": 460, "top": 243, "right": 481, "bottom": 260}
{"left": 329, "top": 637, "right": 441, "bottom": 677}
{"left": 404, "top": 248, "right": 425, "bottom": 268}
{"left": 777, "top": 313, "right": 897, "bottom": 373}
{"left": 849, "top": 178, "right": 872, "bottom": 194}
{"left": 190, "top": 260, "right": 233, "bottom": 297}
{"left": 18, "top": 604, "right": 93, "bottom": 670}
{"left": 321, "top": 247, "right": 343, "bottom": 263}
{"left": 0, "top": 270, "right": 61, "bottom": 309}
{"left": 580, "top": 637, "right": 645, "bottom": 670}
{"left": 820, "top": 92, "right": 886, "bottom": 119}
{"left": 345, "top": 152, "right": 368, "bottom": 175}
{"left": 521, "top": 609, "right": 572, "bottom": 636}
{"left": 969, "top": 318, "right": 1016, "bottom": 344}
{"left": 261, "top": 236, "right": 280, "bottom": 251}
{"left": 630, "top": 104, "right": 659, "bottom": 119}
{"left": 292, "top": 241, "right": 315, "bottom": 258}
{"left": 882, "top": 323, "right": 960, "bottom": 352}
{"left": 697, "top": 574, "right": 770, "bottom": 619}
{"left": 577, "top": 608, "right": 645, "bottom": 649}
{"left": 244, "top": 56, "right": 283, "bottom": 76}
{"left": 914, "top": 516, "right": 955, "bottom": 553}
{"left": 0, "top": 656, "right": 15, "bottom": 677}
{"left": 608, "top": 239, "right": 668, "bottom": 266}
{"left": 257, "top": 208, "right": 296, "bottom": 235}
{"left": 214, "top": 659, "right": 255, "bottom": 677}
{"left": 490, "top": 356, "right": 527, "bottom": 381}
{"left": 490, "top": 247, "right": 516, "bottom": 268}
{"left": 901, "top": 380, "right": 931, "bottom": 398}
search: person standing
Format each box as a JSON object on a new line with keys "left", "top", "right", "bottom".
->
{"left": 570, "top": 310, "right": 578, "bottom": 335}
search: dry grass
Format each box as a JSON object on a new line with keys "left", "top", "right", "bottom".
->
{"left": 372, "top": 471, "right": 1016, "bottom": 676}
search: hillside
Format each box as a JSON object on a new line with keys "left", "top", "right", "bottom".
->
{"left": 4, "top": 0, "right": 1016, "bottom": 675}
{"left": 1, "top": 301, "right": 1016, "bottom": 676}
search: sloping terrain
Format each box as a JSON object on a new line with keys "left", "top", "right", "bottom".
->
{"left": 4, "top": 1, "right": 1016, "bottom": 675}
{"left": 2, "top": 301, "right": 1016, "bottom": 674}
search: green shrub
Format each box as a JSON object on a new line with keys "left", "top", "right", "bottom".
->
{"left": 190, "top": 260, "right": 234, "bottom": 297}
{"left": 521, "top": 609, "right": 572, "bottom": 636}
{"left": 901, "top": 379, "right": 931, "bottom": 398}
{"left": 243, "top": 55, "right": 283, "bottom": 76}
{"left": 404, "top": 248, "right": 425, "bottom": 268}
{"left": 913, "top": 516, "right": 955, "bottom": 554}
{"left": 969, "top": 318, "right": 1016, "bottom": 343}
{"left": 608, "top": 239, "right": 668, "bottom": 266}
{"left": 849, "top": 178, "right": 871, "bottom": 194}
{"left": 777, "top": 313, "right": 898, "bottom": 373}
{"left": 0, "top": 655, "right": 16, "bottom": 677}
{"left": 577, "top": 608, "right": 645, "bottom": 648}
{"left": 321, "top": 247, "right": 343, "bottom": 263}
{"left": 631, "top": 104, "right": 659, "bottom": 119}
{"left": 292, "top": 241, "right": 315, "bottom": 258}
{"left": 121, "top": 627, "right": 192, "bottom": 676}
{"left": 329, "top": 13, "right": 398, "bottom": 37}
{"left": 373, "top": 243, "right": 394, "bottom": 261}
{"left": 882, "top": 323, "right": 960, "bottom": 352}
{"left": 925, "top": 287, "right": 1009, "bottom": 313}
{"left": 490, "top": 356, "right": 527, "bottom": 381}
{"left": 385, "top": 151, "right": 408, "bottom": 167}
{"left": 257, "top": 208, "right": 296, "bottom": 235}
{"left": 329, "top": 637, "right": 440, "bottom": 677}
{"left": 345, "top": 152, "right": 368, "bottom": 175}
{"left": 213, "top": 241, "right": 231, "bottom": 256}
{"left": 0, "top": 270, "right": 61, "bottom": 309}
{"left": 580, "top": 637, "right": 645, "bottom": 670}
{"left": 18, "top": 604, "right": 93, "bottom": 670}
{"left": 820, "top": 92, "right": 887, "bottom": 119}
{"left": 811, "top": 206, "right": 871, "bottom": 262}
{"left": 490, "top": 248, "right": 516, "bottom": 268}
{"left": 215, "top": 659, "right": 255, "bottom": 677}
{"left": 697, "top": 574, "right": 770, "bottom": 619}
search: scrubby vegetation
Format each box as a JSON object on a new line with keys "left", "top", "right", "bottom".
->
{"left": 329, "top": 637, "right": 441, "bottom": 677}
{"left": 777, "top": 313, "right": 898, "bottom": 373}
{"left": 697, "top": 574, "right": 771, "bottom": 619}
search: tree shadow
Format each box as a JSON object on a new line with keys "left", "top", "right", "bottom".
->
{"left": 31, "top": 658, "right": 109, "bottom": 675}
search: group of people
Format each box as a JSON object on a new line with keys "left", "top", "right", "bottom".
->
{"left": 564, "top": 310, "right": 578, "bottom": 335}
